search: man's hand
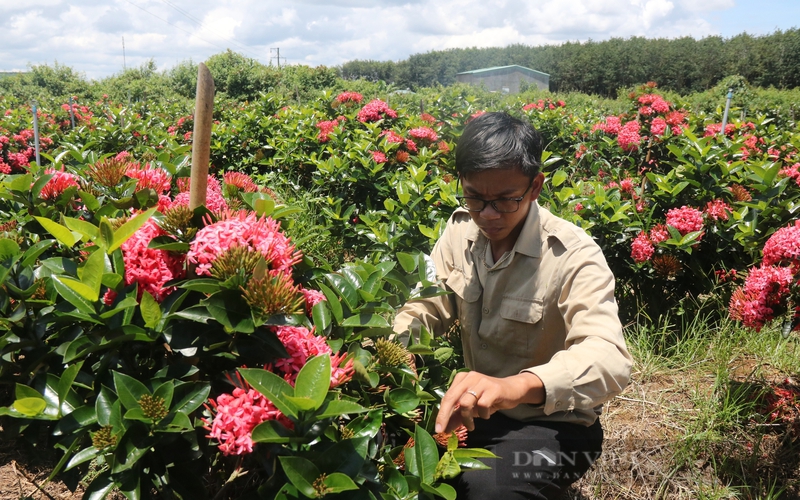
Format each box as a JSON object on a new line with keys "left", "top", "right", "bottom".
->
{"left": 435, "top": 371, "right": 546, "bottom": 433}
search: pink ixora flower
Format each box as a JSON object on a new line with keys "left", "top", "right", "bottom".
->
{"left": 187, "top": 211, "right": 301, "bottom": 277}
{"left": 204, "top": 374, "right": 292, "bottom": 456}
{"left": 357, "top": 99, "right": 397, "bottom": 123}
{"left": 335, "top": 91, "right": 363, "bottom": 104}
{"left": 591, "top": 116, "right": 622, "bottom": 135}
{"left": 270, "top": 325, "right": 354, "bottom": 387}
{"left": 631, "top": 232, "right": 654, "bottom": 263}
{"left": 704, "top": 199, "right": 732, "bottom": 222}
{"left": 121, "top": 218, "right": 186, "bottom": 302}
{"left": 408, "top": 126, "right": 438, "bottom": 144}
{"left": 370, "top": 150, "right": 387, "bottom": 163}
{"left": 762, "top": 221, "right": 800, "bottom": 270}
{"left": 39, "top": 168, "right": 80, "bottom": 200}
{"left": 666, "top": 206, "right": 704, "bottom": 236}
{"left": 617, "top": 121, "right": 642, "bottom": 152}
{"left": 171, "top": 175, "right": 228, "bottom": 213}
{"left": 125, "top": 162, "right": 171, "bottom": 194}
{"left": 729, "top": 264, "right": 795, "bottom": 331}
{"left": 223, "top": 171, "right": 259, "bottom": 193}
{"left": 649, "top": 224, "right": 670, "bottom": 244}
{"left": 650, "top": 117, "right": 667, "bottom": 137}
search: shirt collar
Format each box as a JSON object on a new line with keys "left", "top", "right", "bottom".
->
{"left": 463, "top": 201, "right": 542, "bottom": 259}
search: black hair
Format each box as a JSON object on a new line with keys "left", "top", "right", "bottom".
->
{"left": 454, "top": 112, "right": 543, "bottom": 178}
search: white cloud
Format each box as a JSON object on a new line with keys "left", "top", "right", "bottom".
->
{"left": 0, "top": 0, "right": 792, "bottom": 79}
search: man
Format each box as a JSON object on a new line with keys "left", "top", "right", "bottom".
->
{"left": 393, "top": 112, "right": 632, "bottom": 499}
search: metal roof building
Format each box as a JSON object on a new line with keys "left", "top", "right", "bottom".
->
{"left": 456, "top": 65, "right": 550, "bottom": 93}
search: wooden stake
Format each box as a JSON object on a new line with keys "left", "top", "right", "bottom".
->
{"left": 189, "top": 63, "right": 215, "bottom": 210}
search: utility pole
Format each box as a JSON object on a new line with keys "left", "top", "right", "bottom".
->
{"left": 270, "top": 48, "right": 285, "bottom": 69}
{"left": 122, "top": 36, "right": 127, "bottom": 71}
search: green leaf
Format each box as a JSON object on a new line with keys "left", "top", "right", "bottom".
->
{"left": 20, "top": 239, "right": 55, "bottom": 267}
{"left": 279, "top": 456, "right": 319, "bottom": 498}
{"left": 13, "top": 397, "right": 47, "bottom": 416}
{"left": 66, "top": 446, "right": 100, "bottom": 472}
{"left": 294, "top": 355, "right": 331, "bottom": 411}
{"left": 83, "top": 470, "right": 115, "bottom": 500}
{"left": 64, "top": 216, "right": 99, "bottom": 241}
{"left": 59, "top": 276, "right": 98, "bottom": 302}
{"left": 239, "top": 368, "right": 298, "bottom": 420}
{"left": 315, "top": 399, "right": 369, "bottom": 419}
{"left": 435, "top": 452, "right": 461, "bottom": 480}
{"left": 113, "top": 371, "right": 150, "bottom": 411}
{"left": 140, "top": 291, "right": 162, "bottom": 329}
{"left": 202, "top": 290, "right": 255, "bottom": 333}
{"left": 251, "top": 420, "right": 293, "bottom": 443}
{"left": 420, "top": 482, "right": 457, "bottom": 500}
{"left": 57, "top": 362, "right": 83, "bottom": 409}
{"left": 551, "top": 169, "right": 568, "bottom": 187}
{"left": 52, "top": 276, "right": 96, "bottom": 315}
{"left": 99, "top": 218, "right": 115, "bottom": 250}
{"left": 80, "top": 248, "right": 105, "bottom": 299}
{"left": 322, "top": 472, "right": 359, "bottom": 494}
{"left": 345, "top": 409, "right": 383, "bottom": 439}
{"left": 396, "top": 252, "right": 417, "bottom": 273}
{"left": 147, "top": 236, "right": 190, "bottom": 252}
{"left": 109, "top": 207, "right": 157, "bottom": 253}
{"left": 385, "top": 388, "right": 420, "bottom": 414}
{"left": 317, "top": 282, "right": 343, "bottom": 323}
{"left": 312, "top": 301, "right": 331, "bottom": 332}
{"left": 34, "top": 216, "right": 81, "bottom": 247}
{"left": 406, "top": 425, "right": 438, "bottom": 484}
{"left": 342, "top": 313, "right": 390, "bottom": 328}
{"left": 326, "top": 273, "right": 359, "bottom": 310}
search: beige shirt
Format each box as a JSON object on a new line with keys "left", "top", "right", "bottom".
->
{"left": 393, "top": 202, "right": 632, "bottom": 426}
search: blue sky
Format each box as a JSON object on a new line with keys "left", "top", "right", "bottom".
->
{"left": 0, "top": 0, "right": 797, "bottom": 80}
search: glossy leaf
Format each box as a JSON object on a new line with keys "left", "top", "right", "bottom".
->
{"left": 294, "top": 355, "right": 331, "bottom": 411}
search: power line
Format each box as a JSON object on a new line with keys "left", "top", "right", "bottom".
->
{"left": 121, "top": 0, "right": 242, "bottom": 57}
{"left": 155, "top": 0, "right": 262, "bottom": 60}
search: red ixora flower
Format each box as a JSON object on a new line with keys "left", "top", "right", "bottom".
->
{"left": 223, "top": 171, "right": 259, "bottom": 193}
{"left": 121, "top": 218, "right": 186, "bottom": 302}
{"left": 617, "top": 121, "right": 642, "bottom": 152}
{"left": 125, "top": 162, "right": 172, "bottom": 194}
{"left": 39, "top": 168, "right": 80, "bottom": 200}
{"left": 204, "top": 373, "right": 293, "bottom": 457}
{"left": 729, "top": 264, "right": 794, "bottom": 331}
{"left": 408, "top": 126, "right": 438, "bottom": 143}
{"left": 631, "top": 232, "right": 654, "bottom": 263}
{"left": 762, "top": 221, "right": 800, "bottom": 270}
{"left": 270, "top": 325, "right": 354, "bottom": 386}
{"left": 704, "top": 199, "right": 732, "bottom": 222}
{"left": 666, "top": 206, "right": 704, "bottom": 236}
{"left": 335, "top": 91, "right": 363, "bottom": 104}
{"left": 357, "top": 99, "right": 397, "bottom": 123}
{"left": 187, "top": 211, "right": 301, "bottom": 277}
{"left": 171, "top": 175, "right": 229, "bottom": 213}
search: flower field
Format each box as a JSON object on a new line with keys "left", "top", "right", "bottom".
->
{"left": 1, "top": 78, "right": 800, "bottom": 498}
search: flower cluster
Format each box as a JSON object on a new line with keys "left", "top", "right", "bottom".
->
{"left": 316, "top": 116, "right": 346, "bottom": 142}
{"left": 408, "top": 126, "right": 438, "bottom": 144}
{"left": 631, "top": 232, "right": 654, "bottom": 263}
{"left": 704, "top": 199, "right": 732, "bottom": 221}
{"left": 522, "top": 99, "right": 565, "bottom": 111}
{"left": 637, "top": 93, "right": 670, "bottom": 115}
{"left": 205, "top": 378, "right": 292, "bottom": 456}
{"left": 187, "top": 211, "right": 301, "bottom": 277}
{"left": 223, "top": 171, "right": 260, "bottom": 193}
{"left": 357, "top": 99, "right": 398, "bottom": 123}
{"left": 271, "top": 325, "right": 354, "bottom": 386}
{"left": 39, "top": 168, "right": 80, "bottom": 200}
{"left": 591, "top": 116, "right": 622, "bottom": 135}
{"left": 730, "top": 221, "right": 800, "bottom": 331}
{"left": 617, "top": 120, "right": 642, "bottom": 152}
{"left": 171, "top": 175, "right": 229, "bottom": 213}
{"left": 665, "top": 206, "right": 704, "bottom": 236}
{"left": 335, "top": 91, "right": 363, "bottom": 105}
{"left": 125, "top": 162, "right": 172, "bottom": 194}
{"left": 120, "top": 219, "right": 186, "bottom": 302}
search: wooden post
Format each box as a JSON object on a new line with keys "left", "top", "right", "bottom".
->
{"left": 189, "top": 63, "right": 215, "bottom": 210}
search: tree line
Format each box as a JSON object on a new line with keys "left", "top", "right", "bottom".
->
{"left": 340, "top": 30, "right": 800, "bottom": 96}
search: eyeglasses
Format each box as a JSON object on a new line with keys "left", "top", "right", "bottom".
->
{"left": 455, "top": 180, "right": 534, "bottom": 213}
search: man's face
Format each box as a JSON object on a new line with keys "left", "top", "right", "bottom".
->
{"left": 460, "top": 168, "right": 544, "bottom": 255}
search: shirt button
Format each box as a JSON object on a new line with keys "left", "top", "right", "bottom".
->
{"left": 555, "top": 402, "right": 562, "bottom": 408}
{"left": 482, "top": 307, "right": 489, "bottom": 314}
{"left": 480, "top": 343, "right": 488, "bottom": 349}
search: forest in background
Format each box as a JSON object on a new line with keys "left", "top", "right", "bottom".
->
{"left": 1, "top": 29, "right": 800, "bottom": 105}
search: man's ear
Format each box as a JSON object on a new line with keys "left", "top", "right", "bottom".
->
{"left": 529, "top": 173, "right": 545, "bottom": 201}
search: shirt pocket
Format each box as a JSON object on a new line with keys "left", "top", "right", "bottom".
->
{"left": 498, "top": 296, "right": 544, "bottom": 352}
{"left": 445, "top": 268, "right": 481, "bottom": 336}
